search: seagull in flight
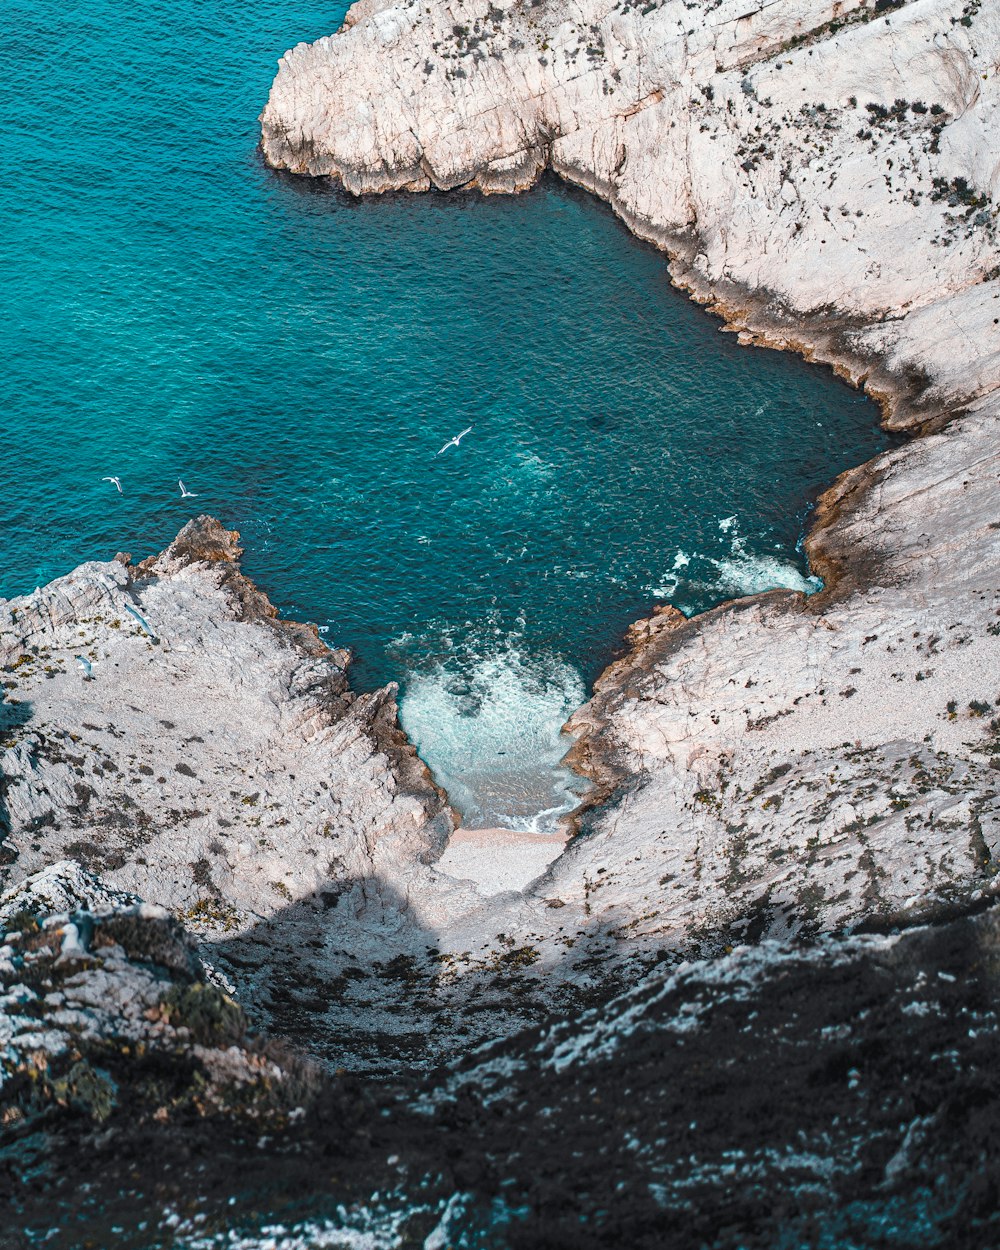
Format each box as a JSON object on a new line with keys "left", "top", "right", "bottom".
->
{"left": 124, "top": 601, "right": 157, "bottom": 641}
{"left": 178, "top": 479, "right": 198, "bottom": 498}
{"left": 102, "top": 476, "right": 123, "bottom": 493}
{"left": 74, "top": 655, "right": 93, "bottom": 680}
{"left": 436, "top": 426, "right": 473, "bottom": 456}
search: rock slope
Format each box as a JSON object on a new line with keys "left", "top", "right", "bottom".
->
{"left": 10, "top": 873, "right": 1000, "bottom": 1248}
{"left": 260, "top": 0, "right": 1000, "bottom": 422}
{"left": 0, "top": 518, "right": 493, "bottom": 1065}
{"left": 0, "top": 515, "right": 453, "bottom": 919}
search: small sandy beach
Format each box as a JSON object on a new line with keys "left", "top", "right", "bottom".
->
{"left": 436, "top": 826, "right": 568, "bottom": 895}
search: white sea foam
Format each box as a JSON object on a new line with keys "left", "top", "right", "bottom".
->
{"left": 397, "top": 641, "right": 587, "bottom": 832}
{"left": 651, "top": 518, "right": 820, "bottom": 603}
{"left": 712, "top": 547, "right": 820, "bottom": 598}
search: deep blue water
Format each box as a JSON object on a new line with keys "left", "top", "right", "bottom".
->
{"left": 2, "top": 0, "right": 890, "bottom": 827}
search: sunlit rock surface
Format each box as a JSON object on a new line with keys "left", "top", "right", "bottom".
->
{"left": 261, "top": 0, "right": 1000, "bottom": 407}
{"left": 0, "top": 518, "right": 492, "bottom": 1066}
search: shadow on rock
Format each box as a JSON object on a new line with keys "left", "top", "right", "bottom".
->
{"left": 9, "top": 900, "right": 1000, "bottom": 1249}
{"left": 0, "top": 697, "right": 33, "bottom": 866}
{"left": 206, "top": 870, "right": 648, "bottom": 1077}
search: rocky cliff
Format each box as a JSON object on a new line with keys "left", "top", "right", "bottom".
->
{"left": 6, "top": 0, "right": 1000, "bottom": 1072}
{"left": 258, "top": 0, "right": 1000, "bottom": 973}
{"left": 260, "top": 0, "right": 1000, "bottom": 419}
{"left": 0, "top": 518, "right": 496, "bottom": 1067}
{"left": 3, "top": 1, "right": 1000, "bottom": 1240}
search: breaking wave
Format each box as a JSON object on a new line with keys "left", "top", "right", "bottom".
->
{"left": 650, "top": 515, "right": 821, "bottom": 611}
{"left": 394, "top": 628, "right": 588, "bottom": 832}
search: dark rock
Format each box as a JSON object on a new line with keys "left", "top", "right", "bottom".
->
{"left": 8, "top": 902, "right": 1000, "bottom": 1248}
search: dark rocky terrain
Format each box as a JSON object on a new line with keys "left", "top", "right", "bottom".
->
{"left": 4, "top": 864, "right": 999, "bottom": 1248}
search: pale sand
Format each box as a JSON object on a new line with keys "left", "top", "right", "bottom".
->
{"left": 435, "top": 826, "right": 568, "bottom": 896}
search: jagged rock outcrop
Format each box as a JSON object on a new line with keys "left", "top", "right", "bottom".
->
{"left": 260, "top": 0, "right": 999, "bottom": 419}
{"left": 0, "top": 516, "right": 454, "bottom": 918}
{"left": 0, "top": 863, "right": 316, "bottom": 1144}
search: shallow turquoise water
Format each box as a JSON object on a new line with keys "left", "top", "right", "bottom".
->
{"left": 2, "top": 0, "right": 890, "bottom": 827}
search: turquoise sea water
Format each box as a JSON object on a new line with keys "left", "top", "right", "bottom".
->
{"left": 3, "top": 0, "right": 890, "bottom": 828}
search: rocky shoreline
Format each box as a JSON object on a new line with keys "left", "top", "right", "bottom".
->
{"left": 3, "top": 0, "right": 1000, "bottom": 1242}
{"left": 258, "top": 0, "right": 1000, "bottom": 944}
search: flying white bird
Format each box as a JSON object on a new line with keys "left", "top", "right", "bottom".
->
{"left": 102, "top": 476, "right": 123, "bottom": 493}
{"left": 178, "top": 480, "right": 198, "bottom": 498}
{"left": 436, "top": 426, "right": 473, "bottom": 456}
{"left": 74, "top": 655, "right": 93, "bottom": 679}
{"left": 124, "top": 602, "right": 156, "bottom": 640}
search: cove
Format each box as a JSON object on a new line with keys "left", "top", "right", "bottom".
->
{"left": 1, "top": 0, "right": 891, "bottom": 831}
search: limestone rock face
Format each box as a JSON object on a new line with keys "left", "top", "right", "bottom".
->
{"left": 261, "top": 0, "right": 999, "bottom": 416}
{"left": 407, "top": 906, "right": 1000, "bottom": 1248}
{"left": 0, "top": 517, "right": 453, "bottom": 922}
{"left": 552, "top": 393, "right": 1000, "bottom": 953}
{"left": 0, "top": 518, "right": 488, "bottom": 1061}
{"left": 258, "top": 0, "right": 1000, "bottom": 983}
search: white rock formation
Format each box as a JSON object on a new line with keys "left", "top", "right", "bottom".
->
{"left": 0, "top": 518, "right": 472, "bottom": 927}
{"left": 260, "top": 0, "right": 999, "bottom": 408}
{"left": 256, "top": 0, "right": 1000, "bottom": 980}
{"left": 4, "top": 0, "right": 1000, "bottom": 1067}
{"left": 0, "top": 521, "right": 505, "bottom": 1048}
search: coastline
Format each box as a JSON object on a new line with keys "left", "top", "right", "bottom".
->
{"left": 4, "top": 0, "right": 1000, "bottom": 1066}
{"left": 255, "top": 0, "right": 1000, "bottom": 952}
{"left": 5, "top": 1, "right": 1000, "bottom": 1238}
